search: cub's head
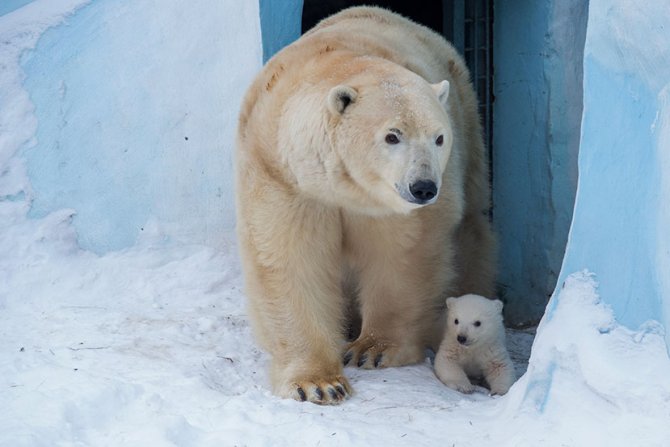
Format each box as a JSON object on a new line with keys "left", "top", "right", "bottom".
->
{"left": 325, "top": 64, "right": 454, "bottom": 214}
{"left": 445, "top": 294, "right": 505, "bottom": 347}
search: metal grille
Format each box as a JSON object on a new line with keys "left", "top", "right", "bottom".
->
{"left": 443, "top": 0, "right": 494, "bottom": 178}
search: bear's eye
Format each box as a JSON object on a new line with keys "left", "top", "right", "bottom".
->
{"left": 474, "top": 321, "right": 481, "bottom": 327}
{"left": 436, "top": 135, "right": 444, "bottom": 146}
{"left": 454, "top": 318, "right": 459, "bottom": 325}
{"left": 385, "top": 133, "right": 400, "bottom": 145}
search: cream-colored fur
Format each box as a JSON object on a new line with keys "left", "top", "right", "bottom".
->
{"left": 434, "top": 295, "right": 515, "bottom": 395}
{"left": 236, "top": 6, "right": 496, "bottom": 404}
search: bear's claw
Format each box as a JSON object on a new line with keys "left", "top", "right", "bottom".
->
{"left": 345, "top": 335, "right": 423, "bottom": 369}
{"left": 287, "top": 376, "right": 352, "bottom": 405}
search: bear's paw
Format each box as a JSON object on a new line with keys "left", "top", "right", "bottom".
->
{"left": 280, "top": 375, "right": 353, "bottom": 405}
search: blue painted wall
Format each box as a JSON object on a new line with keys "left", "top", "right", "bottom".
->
{"left": 493, "top": 0, "right": 586, "bottom": 325}
{"left": 259, "top": 0, "right": 303, "bottom": 63}
{"left": 553, "top": 0, "right": 670, "bottom": 348}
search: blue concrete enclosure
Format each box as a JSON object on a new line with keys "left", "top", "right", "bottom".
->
{"left": 493, "top": 0, "right": 586, "bottom": 325}
{"left": 259, "top": 0, "right": 303, "bottom": 62}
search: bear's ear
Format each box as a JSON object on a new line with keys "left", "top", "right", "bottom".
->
{"left": 431, "top": 80, "right": 450, "bottom": 108}
{"left": 492, "top": 299, "right": 504, "bottom": 313}
{"left": 327, "top": 85, "right": 358, "bottom": 115}
{"left": 445, "top": 296, "right": 457, "bottom": 309}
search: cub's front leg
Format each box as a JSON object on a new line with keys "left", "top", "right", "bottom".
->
{"left": 239, "top": 192, "right": 351, "bottom": 404}
{"left": 482, "top": 352, "right": 516, "bottom": 395}
{"left": 434, "top": 349, "right": 475, "bottom": 394}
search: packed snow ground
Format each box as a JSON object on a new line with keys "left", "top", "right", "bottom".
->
{"left": 3, "top": 200, "right": 670, "bottom": 446}
{"left": 0, "top": 200, "right": 536, "bottom": 446}
{"left": 2, "top": 2, "right": 670, "bottom": 446}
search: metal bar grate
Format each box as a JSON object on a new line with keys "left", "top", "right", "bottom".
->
{"left": 465, "top": 0, "right": 494, "bottom": 180}
{"left": 445, "top": 0, "right": 494, "bottom": 185}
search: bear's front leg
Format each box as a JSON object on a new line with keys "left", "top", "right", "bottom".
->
{"left": 240, "top": 193, "right": 350, "bottom": 405}
{"left": 483, "top": 353, "right": 516, "bottom": 395}
{"left": 343, "top": 214, "right": 450, "bottom": 369}
{"left": 433, "top": 350, "right": 475, "bottom": 394}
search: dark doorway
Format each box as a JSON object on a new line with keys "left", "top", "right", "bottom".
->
{"left": 302, "top": 0, "right": 443, "bottom": 35}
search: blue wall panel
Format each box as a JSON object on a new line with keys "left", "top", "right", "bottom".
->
{"left": 493, "top": 0, "right": 586, "bottom": 325}
{"left": 259, "top": 0, "right": 303, "bottom": 62}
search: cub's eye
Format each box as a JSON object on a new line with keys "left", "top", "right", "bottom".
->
{"left": 474, "top": 321, "right": 481, "bottom": 327}
{"left": 454, "top": 319, "right": 459, "bottom": 325}
{"left": 385, "top": 133, "right": 400, "bottom": 145}
{"left": 435, "top": 135, "right": 444, "bottom": 146}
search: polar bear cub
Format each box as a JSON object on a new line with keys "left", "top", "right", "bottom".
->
{"left": 434, "top": 294, "right": 516, "bottom": 395}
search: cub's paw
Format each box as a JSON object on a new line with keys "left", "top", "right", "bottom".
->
{"left": 280, "top": 375, "right": 353, "bottom": 405}
{"left": 444, "top": 380, "right": 476, "bottom": 394}
{"left": 487, "top": 377, "right": 515, "bottom": 396}
{"left": 344, "top": 335, "right": 423, "bottom": 369}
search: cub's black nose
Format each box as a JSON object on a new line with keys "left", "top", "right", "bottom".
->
{"left": 457, "top": 335, "right": 467, "bottom": 345}
{"left": 409, "top": 180, "right": 437, "bottom": 202}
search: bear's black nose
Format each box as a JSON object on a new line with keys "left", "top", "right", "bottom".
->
{"left": 409, "top": 180, "right": 437, "bottom": 203}
{"left": 457, "top": 335, "right": 467, "bottom": 345}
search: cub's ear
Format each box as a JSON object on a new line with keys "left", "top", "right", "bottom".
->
{"left": 431, "top": 80, "right": 450, "bottom": 108}
{"left": 492, "top": 299, "right": 504, "bottom": 313}
{"left": 327, "top": 85, "right": 358, "bottom": 114}
{"left": 445, "top": 296, "right": 457, "bottom": 309}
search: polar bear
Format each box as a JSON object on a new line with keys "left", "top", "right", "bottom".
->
{"left": 236, "top": 6, "right": 496, "bottom": 404}
{"left": 434, "top": 294, "right": 515, "bottom": 395}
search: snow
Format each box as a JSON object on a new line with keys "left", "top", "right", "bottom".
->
{"left": 16, "top": 0, "right": 261, "bottom": 254}
{"left": 4, "top": 211, "right": 669, "bottom": 445}
{"left": 558, "top": 0, "right": 670, "bottom": 345}
{"left": 2, "top": 1, "right": 670, "bottom": 446}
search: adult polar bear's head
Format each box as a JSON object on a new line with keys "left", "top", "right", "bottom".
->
{"left": 323, "top": 65, "right": 454, "bottom": 215}
{"left": 279, "top": 59, "right": 454, "bottom": 216}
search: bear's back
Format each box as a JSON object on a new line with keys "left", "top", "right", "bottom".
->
{"left": 304, "top": 6, "right": 470, "bottom": 86}
{"left": 238, "top": 6, "right": 477, "bottom": 166}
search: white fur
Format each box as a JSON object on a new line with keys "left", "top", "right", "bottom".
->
{"left": 434, "top": 294, "right": 516, "bottom": 395}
